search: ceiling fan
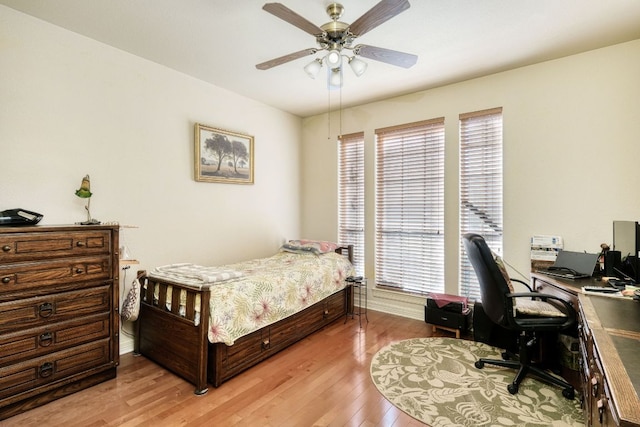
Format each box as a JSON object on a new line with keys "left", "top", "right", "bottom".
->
{"left": 255, "top": 0, "right": 418, "bottom": 78}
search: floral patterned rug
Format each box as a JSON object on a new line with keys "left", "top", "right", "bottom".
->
{"left": 370, "top": 337, "right": 585, "bottom": 426}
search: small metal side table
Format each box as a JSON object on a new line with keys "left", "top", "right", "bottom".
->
{"left": 345, "top": 277, "right": 368, "bottom": 327}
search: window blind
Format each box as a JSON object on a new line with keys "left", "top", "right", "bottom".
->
{"left": 338, "top": 132, "right": 365, "bottom": 276}
{"left": 459, "top": 107, "right": 503, "bottom": 301}
{"left": 375, "top": 118, "right": 445, "bottom": 294}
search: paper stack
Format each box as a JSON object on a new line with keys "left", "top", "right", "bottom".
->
{"left": 531, "top": 235, "right": 563, "bottom": 271}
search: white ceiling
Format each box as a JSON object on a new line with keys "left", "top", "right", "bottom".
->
{"left": 3, "top": 0, "right": 640, "bottom": 117}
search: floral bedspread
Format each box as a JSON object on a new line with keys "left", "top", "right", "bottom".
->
{"left": 208, "top": 251, "right": 353, "bottom": 345}
{"left": 151, "top": 251, "right": 354, "bottom": 345}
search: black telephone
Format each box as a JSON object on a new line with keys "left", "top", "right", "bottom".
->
{"left": 0, "top": 208, "right": 43, "bottom": 226}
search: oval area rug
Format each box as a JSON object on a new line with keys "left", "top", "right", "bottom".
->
{"left": 370, "top": 337, "right": 584, "bottom": 426}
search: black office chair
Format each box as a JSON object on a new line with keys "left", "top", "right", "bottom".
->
{"left": 462, "top": 233, "right": 576, "bottom": 399}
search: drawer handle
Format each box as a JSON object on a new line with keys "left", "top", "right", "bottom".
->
{"left": 39, "top": 362, "right": 54, "bottom": 378}
{"left": 262, "top": 339, "right": 270, "bottom": 350}
{"left": 1, "top": 276, "right": 10, "bottom": 284}
{"left": 2, "top": 245, "right": 10, "bottom": 252}
{"left": 75, "top": 268, "right": 84, "bottom": 274}
{"left": 598, "top": 398, "right": 607, "bottom": 424}
{"left": 39, "top": 332, "right": 53, "bottom": 347}
{"left": 591, "top": 376, "right": 599, "bottom": 397}
{"left": 76, "top": 241, "right": 86, "bottom": 247}
{"left": 39, "top": 302, "right": 54, "bottom": 318}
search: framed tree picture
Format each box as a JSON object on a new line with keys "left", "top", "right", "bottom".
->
{"left": 194, "top": 123, "right": 254, "bottom": 184}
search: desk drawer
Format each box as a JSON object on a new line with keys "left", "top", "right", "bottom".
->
{"left": 0, "top": 285, "right": 111, "bottom": 333}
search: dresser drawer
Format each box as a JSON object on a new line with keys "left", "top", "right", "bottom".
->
{"left": 0, "top": 285, "right": 111, "bottom": 333}
{"left": 0, "top": 255, "right": 112, "bottom": 299}
{"left": 0, "top": 338, "right": 111, "bottom": 402}
{"left": 0, "top": 230, "right": 112, "bottom": 263}
{"left": 0, "top": 313, "right": 110, "bottom": 367}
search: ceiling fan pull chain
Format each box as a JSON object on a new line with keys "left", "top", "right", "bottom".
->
{"left": 339, "top": 85, "right": 343, "bottom": 139}
{"left": 327, "top": 88, "right": 331, "bottom": 140}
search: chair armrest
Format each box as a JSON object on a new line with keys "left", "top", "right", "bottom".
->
{"left": 510, "top": 278, "right": 533, "bottom": 292}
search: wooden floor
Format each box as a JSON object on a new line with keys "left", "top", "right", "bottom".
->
{"left": 6, "top": 310, "right": 455, "bottom": 427}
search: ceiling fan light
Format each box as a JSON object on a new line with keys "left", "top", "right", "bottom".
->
{"left": 328, "top": 67, "right": 342, "bottom": 90}
{"left": 348, "top": 56, "right": 367, "bottom": 77}
{"left": 303, "top": 58, "right": 323, "bottom": 79}
{"left": 325, "top": 49, "right": 342, "bottom": 68}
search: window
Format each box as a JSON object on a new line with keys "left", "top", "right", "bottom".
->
{"left": 375, "top": 118, "right": 445, "bottom": 294}
{"left": 338, "top": 132, "right": 365, "bottom": 276}
{"left": 459, "top": 107, "right": 503, "bottom": 301}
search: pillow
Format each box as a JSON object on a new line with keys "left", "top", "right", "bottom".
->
{"left": 492, "top": 250, "right": 514, "bottom": 293}
{"left": 281, "top": 239, "right": 339, "bottom": 255}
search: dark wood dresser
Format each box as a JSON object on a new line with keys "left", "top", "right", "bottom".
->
{"left": 0, "top": 224, "right": 120, "bottom": 420}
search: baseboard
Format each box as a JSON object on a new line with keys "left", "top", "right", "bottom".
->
{"left": 119, "top": 334, "right": 135, "bottom": 355}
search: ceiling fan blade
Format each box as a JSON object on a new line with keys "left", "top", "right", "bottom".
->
{"left": 348, "top": 0, "right": 410, "bottom": 37}
{"left": 355, "top": 44, "right": 417, "bottom": 68}
{"left": 256, "top": 48, "right": 318, "bottom": 70}
{"left": 262, "top": 3, "right": 325, "bottom": 36}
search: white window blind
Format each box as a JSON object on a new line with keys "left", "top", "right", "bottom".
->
{"left": 375, "top": 118, "right": 445, "bottom": 294}
{"left": 338, "top": 132, "right": 365, "bottom": 276}
{"left": 459, "top": 107, "right": 503, "bottom": 301}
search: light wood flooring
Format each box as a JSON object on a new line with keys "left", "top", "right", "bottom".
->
{"left": 6, "top": 310, "right": 456, "bottom": 427}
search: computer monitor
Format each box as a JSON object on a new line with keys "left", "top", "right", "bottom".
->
{"left": 613, "top": 220, "right": 640, "bottom": 282}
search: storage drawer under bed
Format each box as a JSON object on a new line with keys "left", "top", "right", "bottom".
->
{"left": 215, "top": 289, "right": 347, "bottom": 382}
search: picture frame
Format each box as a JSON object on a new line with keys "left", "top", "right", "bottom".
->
{"left": 194, "top": 123, "right": 254, "bottom": 184}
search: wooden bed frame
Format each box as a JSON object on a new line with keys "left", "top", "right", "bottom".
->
{"left": 133, "top": 245, "right": 353, "bottom": 394}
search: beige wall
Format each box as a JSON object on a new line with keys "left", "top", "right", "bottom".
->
{"left": 0, "top": 6, "right": 303, "bottom": 352}
{"left": 3, "top": 4, "right": 640, "bottom": 328}
{"left": 301, "top": 39, "right": 640, "bottom": 319}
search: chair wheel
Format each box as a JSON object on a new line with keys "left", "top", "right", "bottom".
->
{"left": 562, "top": 387, "right": 575, "bottom": 400}
{"left": 507, "top": 383, "right": 518, "bottom": 395}
{"left": 475, "top": 361, "right": 484, "bottom": 369}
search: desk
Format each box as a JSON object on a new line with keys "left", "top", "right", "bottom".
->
{"left": 532, "top": 273, "right": 640, "bottom": 426}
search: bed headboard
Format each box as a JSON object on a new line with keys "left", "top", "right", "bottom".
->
{"left": 335, "top": 245, "right": 354, "bottom": 263}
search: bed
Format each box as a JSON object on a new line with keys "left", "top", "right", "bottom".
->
{"left": 133, "top": 242, "right": 354, "bottom": 394}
